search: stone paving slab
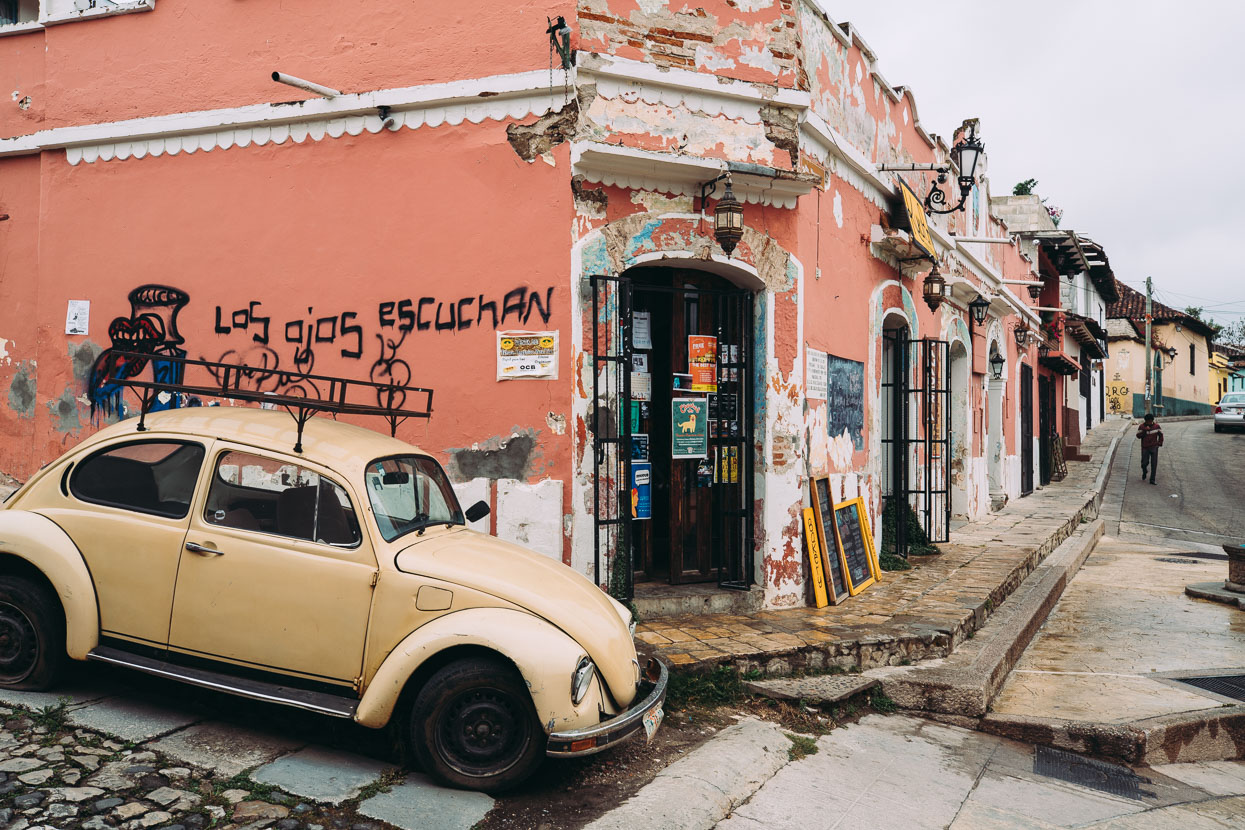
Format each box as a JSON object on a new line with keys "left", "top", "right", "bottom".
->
{"left": 145, "top": 721, "right": 305, "bottom": 778}
{"left": 357, "top": 772, "right": 494, "bottom": 830}
{"left": 640, "top": 420, "right": 1128, "bottom": 676}
{"left": 251, "top": 745, "right": 392, "bottom": 805}
{"left": 742, "top": 674, "right": 877, "bottom": 705}
{"left": 65, "top": 697, "right": 201, "bottom": 743}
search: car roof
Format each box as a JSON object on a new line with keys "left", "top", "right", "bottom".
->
{"left": 82, "top": 407, "right": 429, "bottom": 472}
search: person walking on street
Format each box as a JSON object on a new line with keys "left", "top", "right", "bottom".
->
{"left": 1136, "top": 414, "right": 1163, "bottom": 485}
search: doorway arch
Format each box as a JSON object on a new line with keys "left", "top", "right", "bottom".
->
{"left": 948, "top": 339, "right": 970, "bottom": 518}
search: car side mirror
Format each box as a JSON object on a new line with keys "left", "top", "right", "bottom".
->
{"left": 465, "top": 500, "right": 490, "bottom": 523}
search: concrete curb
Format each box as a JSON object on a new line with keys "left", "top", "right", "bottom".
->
{"left": 582, "top": 718, "right": 791, "bottom": 830}
{"left": 871, "top": 520, "right": 1105, "bottom": 717}
{"left": 979, "top": 705, "right": 1245, "bottom": 765}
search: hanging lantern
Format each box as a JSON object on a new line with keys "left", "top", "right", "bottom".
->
{"left": 1027, "top": 282, "right": 1042, "bottom": 301}
{"left": 989, "top": 350, "right": 1006, "bottom": 379}
{"left": 1038, "top": 340, "right": 1051, "bottom": 358}
{"left": 922, "top": 262, "right": 947, "bottom": 312}
{"left": 969, "top": 294, "right": 991, "bottom": 326}
{"left": 713, "top": 175, "right": 744, "bottom": 257}
{"left": 1013, "top": 322, "right": 1029, "bottom": 347}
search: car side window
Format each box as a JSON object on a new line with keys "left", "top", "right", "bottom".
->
{"left": 204, "top": 451, "right": 361, "bottom": 547}
{"left": 70, "top": 441, "right": 206, "bottom": 519}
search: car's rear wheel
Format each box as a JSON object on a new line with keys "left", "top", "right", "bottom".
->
{"left": 408, "top": 657, "right": 543, "bottom": 792}
{"left": 1215, "top": 424, "right": 1223, "bottom": 433}
{"left": 0, "top": 576, "right": 65, "bottom": 690}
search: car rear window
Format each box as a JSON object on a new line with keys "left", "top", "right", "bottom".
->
{"left": 71, "top": 440, "right": 205, "bottom": 518}
{"left": 1222, "top": 395, "right": 1245, "bottom": 406}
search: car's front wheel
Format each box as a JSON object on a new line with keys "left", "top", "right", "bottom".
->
{"left": 408, "top": 657, "right": 543, "bottom": 792}
{"left": 0, "top": 575, "right": 65, "bottom": 690}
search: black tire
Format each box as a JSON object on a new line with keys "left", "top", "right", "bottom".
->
{"left": 1215, "top": 424, "right": 1223, "bottom": 433}
{"left": 0, "top": 575, "right": 66, "bottom": 690}
{"left": 407, "top": 657, "right": 543, "bottom": 792}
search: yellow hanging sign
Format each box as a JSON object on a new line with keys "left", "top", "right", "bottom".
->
{"left": 898, "top": 179, "right": 936, "bottom": 259}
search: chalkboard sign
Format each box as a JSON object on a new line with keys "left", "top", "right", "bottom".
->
{"left": 810, "top": 478, "right": 849, "bottom": 603}
{"left": 832, "top": 497, "right": 879, "bottom": 595}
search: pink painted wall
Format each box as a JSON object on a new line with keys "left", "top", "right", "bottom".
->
{"left": 5, "top": 0, "right": 576, "bottom": 133}
{"left": 1, "top": 120, "right": 577, "bottom": 549}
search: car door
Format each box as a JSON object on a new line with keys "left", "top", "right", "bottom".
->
{"left": 167, "top": 445, "right": 377, "bottom": 684}
{"left": 36, "top": 438, "right": 207, "bottom": 649}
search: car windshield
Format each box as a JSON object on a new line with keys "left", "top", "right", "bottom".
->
{"left": 365, "top": 455, "right": 464, "bottom": 542}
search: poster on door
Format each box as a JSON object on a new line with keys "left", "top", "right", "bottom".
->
{"left": 688, "top": 335, "right": 718, "bottom": 393}
{"left": 671, "top": 398, "right": 708, "bottom": 458}
{"left": 630, "top": 463, "right": 652, "bottom": 520}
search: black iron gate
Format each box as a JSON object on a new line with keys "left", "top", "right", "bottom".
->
{"left": 708, "top": 288, "right": 754, "bottom": 590}
{"left": 882, "top": 331, "right": 951, "bottom": 556}
{"left": 591, "top": 274, "right": 632, "bottom": 600}
{"left": 591, "top": 273, "right": 754, "bottom": 599}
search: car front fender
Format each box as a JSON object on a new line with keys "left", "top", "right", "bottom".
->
{"left": 0, "top": 511, "right": 99, "bottom": 659}
{"left": 356, "top": 607, "right": 610, "bottom": 733}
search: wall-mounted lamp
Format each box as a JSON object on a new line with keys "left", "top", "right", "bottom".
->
{"left": 990, "top": 350, "right": 1006, "bottom": 379}
{"left": 922, "top": 262, "right": 948, "bottom": 312}
{"left": 1012, "top": 321, "right": 1030, "bottom": 347}
{"left": 1038, "top": 340, "right": 1052, "bottom": 358}
{"left": 699, "top": 173, "right": 745, "bottom": 257}
{"left": 968, "top": 294, "right": 991, "bottom": 326}
{"left": 877, "top": 123, "right": 984, "bottom": 216}
{"left": 546, "top": 16, "right": 575, "bottom": 70}
{"left": 1027, "top": 282, "right": 1043, "bottom": 301}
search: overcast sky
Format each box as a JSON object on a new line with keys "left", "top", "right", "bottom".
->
{"left": 821, "top": 1, "right": 1245, "bottom": 326}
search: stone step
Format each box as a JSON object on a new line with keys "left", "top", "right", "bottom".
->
{"left": 742, "top": 674, "right": 878, "bottom": 706}
{"left": 633, "top": 583, "right": 764, "bottom": 618}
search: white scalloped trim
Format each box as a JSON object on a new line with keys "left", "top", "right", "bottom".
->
{"left": 593, "top": 77, "right": 766, "bottom": 124}
{"left": 63, "top": 92, "right": 560, "bottom": 165}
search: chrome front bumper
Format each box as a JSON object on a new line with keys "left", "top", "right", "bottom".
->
{"left": 546, "top": 658, "right": 668, "bottom": 757}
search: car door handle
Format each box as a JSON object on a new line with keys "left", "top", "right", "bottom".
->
{"left": 185, "top": 541, "right": 224, "bottom": 557}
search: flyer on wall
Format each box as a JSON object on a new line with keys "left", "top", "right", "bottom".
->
{"left": 496, "top": 331, "right": 558, "bottom": 380}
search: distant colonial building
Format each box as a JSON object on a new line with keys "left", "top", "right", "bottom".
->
{"left": 1105, "top": 283, "right": 1214, "bottom": 416}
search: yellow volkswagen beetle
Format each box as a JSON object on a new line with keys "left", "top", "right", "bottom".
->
{"left": 0, "top": 408, "right": 665, "bottom": 791}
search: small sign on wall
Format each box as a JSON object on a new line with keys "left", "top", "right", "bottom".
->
{"left": 806, "top": 347, "right": 827, "bottom": 400}
{"left": 65, "top": 300, "right": 90, "bottom": 335}
{"left": 497, "top": 331, "right": 558, "bottom": 380}
{"left": 671, "top": 397, "right": 708, "bottom": 459}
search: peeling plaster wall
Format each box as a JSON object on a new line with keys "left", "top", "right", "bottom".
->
{"left": 578, "top": 0, "right": 799, "bottom": 86}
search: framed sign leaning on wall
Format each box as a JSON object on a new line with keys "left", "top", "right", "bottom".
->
{"left": 809, "top": 477, "right": 850, "bottom": 604}
{"left": 831, "top": 497, "right": 880, "bottom": 596}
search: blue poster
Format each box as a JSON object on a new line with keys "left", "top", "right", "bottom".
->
{"left": 630, "top": 463, "right": 652, "bottom": 520}
{"left": 826, "top": 354, "right": 864, "bottom": 450}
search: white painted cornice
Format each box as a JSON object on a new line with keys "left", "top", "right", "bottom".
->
{"left": 0, "top": 68, "right": 571, "bottom": 164}
{"left": 0, "top": 1, "right": 155, "bottom": 38}
{"left": 577, "top": 53, "right": 809, "bottom": 124}
{"left": 571, "top": 141, "right": 816, "bottom": 209}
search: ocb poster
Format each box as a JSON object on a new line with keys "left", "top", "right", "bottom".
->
{"left": 497, "top": 331, "right": 558, "bottom": 380}
{"left": 671, "top": 398, "right": 708, "bottom": 459}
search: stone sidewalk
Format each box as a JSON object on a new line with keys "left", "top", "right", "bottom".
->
{"left": 636, "top": 420, "right": 1128, "bottom": 674}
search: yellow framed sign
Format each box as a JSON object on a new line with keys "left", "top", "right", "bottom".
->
{"left": 802, "top": 508, "right": 829, "bottom": 608}
{"left": 809, "top": 478, "right": 850, "bottom": 604}
{"left": 898, "top": 179, "right": 936, "bottom": 260}
{"left": 831, "top": 497, "right": 880, "bottom": 596}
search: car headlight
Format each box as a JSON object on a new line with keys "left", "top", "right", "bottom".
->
{"left": 571, "top": 656, "right": 595, "bottom": 705}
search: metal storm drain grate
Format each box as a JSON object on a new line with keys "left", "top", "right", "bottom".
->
{"left": 1173, "top": 674, "right": 1245, "bottom": 702}
{"left": 1033, "top": 746, "right": 1153, "bottom": 800}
